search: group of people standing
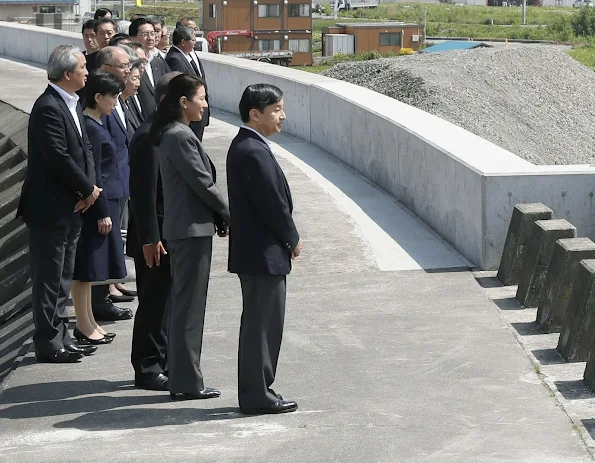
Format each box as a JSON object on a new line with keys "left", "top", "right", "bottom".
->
{"left": 18, "top": 15, "right": 302, "bottom": 414}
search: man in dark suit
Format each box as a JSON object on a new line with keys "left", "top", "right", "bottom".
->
{"left": 130, "top": 18, "right": 171, "bottom": 117}
{"left": 226, "top": 84, "right": 303, "bottom": 414}
{"left": 128, "top": 71, "right": 181, "bottom": 391}
{"left": 18, "top": 45, "right": 101, "bottom": 363}
{"left": 165, "top": 26, "right": 209, "bottom": 141}
{"left": 85, "top": 18, "right": 117, "bottom": 74}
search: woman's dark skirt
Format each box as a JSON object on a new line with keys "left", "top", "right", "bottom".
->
{"left": 73, "top": 199, "right": 127, "bottom": 282}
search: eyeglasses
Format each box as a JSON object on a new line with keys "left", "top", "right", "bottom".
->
{"left": 140, "top": 32, "right": 156, "bottom": 38}
{"left": 185, "top": 38, "right": 197, "bottom": 42}
{"left": 107, "top": 62, "right": 132, "bottom": 70}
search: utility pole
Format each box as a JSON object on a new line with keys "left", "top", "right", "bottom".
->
{"left": 334, "top": 0, "right": 339, "bottom": 20}
{"left": 424, "top": 6, "right": 427, "bottom": 44}
{"left": 522, "top": 0, "right": 527, "bottom": 25}
{"left": 121, "top": 0, "right": 125, "bottom": 19}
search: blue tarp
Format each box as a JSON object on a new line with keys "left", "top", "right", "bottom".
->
{"left": 420, "top": 41, "right": 490, "bottom": 53}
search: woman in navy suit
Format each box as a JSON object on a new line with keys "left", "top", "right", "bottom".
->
{"left": 71, "top": 71, "right": 127, "bottom": 345}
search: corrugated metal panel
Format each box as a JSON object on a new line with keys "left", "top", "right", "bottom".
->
{"left": 325, "top": 33, "right": 354, "bottom": 56}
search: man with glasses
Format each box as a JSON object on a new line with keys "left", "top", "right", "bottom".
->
{"left": 130, "top": 18, "right": 171, "bottom": 117}
{"left": 166, "top": 27, "right": 209, "bottom": 141}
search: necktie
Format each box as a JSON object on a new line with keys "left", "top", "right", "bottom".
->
{"left": 189, "top": 58, "right": 200, "bottom": 76}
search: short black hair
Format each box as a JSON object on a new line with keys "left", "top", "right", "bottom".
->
{"left": 239, "top": 84, "right": 283, "bottom": 123}
{"left": 175, "top": 17, "right": 195, "bottom": 29}
{"left": 84, "top": 70, "right": 125, "bottom": 110}
{"left": 94, "top": 8, "right": 112, "bottom": 20}
{"left": 82, "top": 19, "right": 97, "bottom": 34}
{"left": 129, "top": 17, "right": 155, "bottom": 38}
{"left": 155, "top": 71, "right": 182, "bottom": 103}
{"left": 109, "top": 33, "right": 131, "bottom": 46}
{"left": 95, "top": 18, "right": 116, "bottom": 32}
{"left": 172, "top": 27, "right": 193, "bottom": 46}
{"left": 148, "top": 15, "right": 164, "bottom": 27}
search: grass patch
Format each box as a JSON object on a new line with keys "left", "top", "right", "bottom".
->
{"left": 127, "top": 1, "right": 200, "bottom": 24}
{"left": 568, "top": 44, "right": 595, "bottom": 70}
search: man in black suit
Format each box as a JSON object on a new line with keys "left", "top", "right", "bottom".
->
{"left": 130, "top": 18, "right": 171, "bottom": 117}
{"left": 85, "top": 18, "right": 117, "bottom": 74}
{"left": 18, "top": 45, "right": 102, "bottom": 363}
{"left": 165, "top": 26, "right": 209, "bottom": 141}
{"left": 226, "top": 84, "right": 303, "bottom": 414}
{"left": 128, "top": 71, "right": 181, "bottom": 391}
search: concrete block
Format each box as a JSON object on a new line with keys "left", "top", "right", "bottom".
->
{"left": 538, "top": 238, "right": 595, "bottom": 333}
{"left": 497, "top": 203, "right": 553, "bottom": 286}
{"left": 515, "top": 219, "right": 577, "bottom": 308}
{"left": 558, "top": 259, "right": 595, "bottom": 362}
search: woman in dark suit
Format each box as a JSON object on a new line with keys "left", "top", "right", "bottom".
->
{"left": 149, "top": 74, "right": 230, "bottom": 400}
{"left": 71, "top": 71, "right": 127, "bottom": 345}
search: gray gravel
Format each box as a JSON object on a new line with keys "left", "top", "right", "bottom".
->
{"left": 323, "top": 47, "right": 595, "bottom": 165}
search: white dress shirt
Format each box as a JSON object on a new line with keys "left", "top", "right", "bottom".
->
{"left": 241, "top": 125, "right": 271, "bottom": 146}
{"left": 114, "top": 100, "right": 127, "bottom": 129}
{"left": 49, "top": 82, "right": 82, "bottom": 137}
{"left": 146, "top": 51, "right": 156, "bottom": 86}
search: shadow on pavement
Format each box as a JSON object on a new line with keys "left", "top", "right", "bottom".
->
{"left": 554, "top": 380, "right": 594, "bottom": 401}
{"left": 0, "top": 392, "right": 178, "bottom": 419}
{"left": 511, "top": 321, "right": 543, "bottom": 336}
{"left": 0, "top": 379, "right": 134, "bottom": 404}
{"left": 53, "top": 406, "right": 244, "bottom": 431}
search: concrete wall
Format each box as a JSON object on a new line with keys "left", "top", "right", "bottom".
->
{"left": 0, "top": 21, "right": 82, "bottom": 64}
{"left": 2, "top": 20, "right": 594, "bottom": 269}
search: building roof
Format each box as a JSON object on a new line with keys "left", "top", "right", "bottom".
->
{"left": 335, "top": 22, "right": 420, "bottom": 28}
{"left": 0, "top": 0, "right": 77, "bottom": 3}
{"left": 420, "top": 41, "right": 492, "bottom": 53}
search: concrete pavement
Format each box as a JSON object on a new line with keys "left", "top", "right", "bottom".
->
{"left": 0, "top": 56, "right": 593, "bottom": 462}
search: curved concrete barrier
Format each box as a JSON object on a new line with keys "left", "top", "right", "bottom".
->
{"left": 1, "top": 20, "right": 594, "bottom": 269}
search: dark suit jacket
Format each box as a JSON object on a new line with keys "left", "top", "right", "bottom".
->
{"left": 102, "top": 108, "right": 132, "bottom": 198}
{"left": 158, "top": 122, "right": 229, "bottom": 242}
{"left": 128, "top": 114, "right": 164, "bottom": 257}
{"left": 84, "top": 117, "right": 124, "bottom": 222}
{"left": 165, "top": 47, "right": 210, "bottom": 138}
{"left": 226, "top": 128, "right": 299, "bottom": 275}
{"left": 126, "top": 96, "right": 144, "bottom": 125}
{"left": 137, "top": 54, "right": 171, "bottom": 117}
{"left": 17, "top": 85, "right": 95, "bottom": 227}
{"left": 121, "top": 96, "right": 141, "bottom": 133}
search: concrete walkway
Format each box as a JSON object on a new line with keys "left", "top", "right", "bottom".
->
{"left": 0, "top": 57, "right": 592, "bottom": 462}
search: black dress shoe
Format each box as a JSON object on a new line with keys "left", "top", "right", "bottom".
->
{"left": 170, "top": 387, "right": 221, "bottom": 400}
{"left": 135, "top": 373, "right": 168, "bottom": 391}
{"left": 268, "top": 388, "right": 283, "bottom": 400}
{"left": 93, "top": 302, "right": 133, "bottom": 321}
{"left": 64, "top": 343, "right": 98, "bottom": 356}
{"left": 241, "top": 399, "right": 298, "bottom": 415}
{"left": 73, "top": 327, "right": 113, "bottom": 345}
{"left": 118, "top": 287, "right": 137, "bottom": 297}
{"left": 102, "top": 332, "right": 116, "bottom": 340}
{"left": 36, "top": 348, "right": 83, "bottom": 363}
{"left": 108, "top": 294, "right": 135, "bottom": 303}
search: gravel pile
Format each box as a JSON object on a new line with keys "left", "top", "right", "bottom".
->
{"left": 323, "top": 47, "right": 595, "bottom": 165}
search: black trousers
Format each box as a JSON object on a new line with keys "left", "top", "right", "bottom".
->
{"left": 28, "top": 215, "right": 82, "bottom": 355}
{"left": 237, "top": 274, "right": 286, "bottom": 409}
{"left": 131, "top": 242, "right": 170, "bottom": 377}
